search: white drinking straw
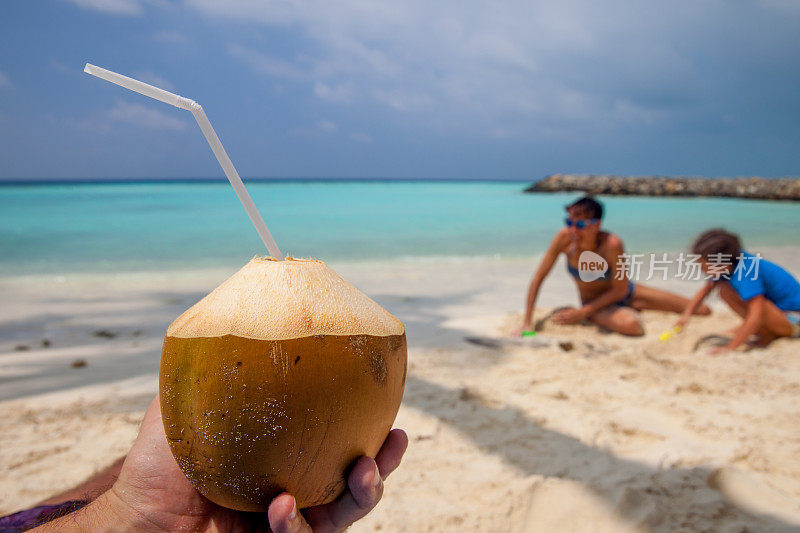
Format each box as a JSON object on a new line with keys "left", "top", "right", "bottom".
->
{"left": 84, "top": 63, "right": 285, "bottom": 261}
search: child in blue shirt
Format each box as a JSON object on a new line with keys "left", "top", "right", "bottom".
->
{"left": 678, "top": 228, "right": 800, "bottom": 354}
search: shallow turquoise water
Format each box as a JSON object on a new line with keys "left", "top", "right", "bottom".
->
{"left": 1, "top": 180, "right": 798, "bottom": 275}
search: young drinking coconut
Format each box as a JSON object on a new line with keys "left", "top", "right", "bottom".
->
{"left": 677, "top": 229, "right": 800, "bottom": 354}
{"left": 515, "top": 196, "right": 710, "bottom": 337}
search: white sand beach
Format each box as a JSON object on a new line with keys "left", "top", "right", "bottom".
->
{"left": 2, "top": 251, "right": 800, "bottom": 531}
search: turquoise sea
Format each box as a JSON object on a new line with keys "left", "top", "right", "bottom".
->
{"left": 1, "top": 180, "right": 798, "bottom": 275}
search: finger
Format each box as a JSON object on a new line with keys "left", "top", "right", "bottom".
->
{"left": 374, "top": 429, "right": 408, "bottom": 480}
{"left": 268, "top": 493, "right": 312, "bottom": 533}
{"left": 306, "top": 457, "right": 383, "bottom": 531}
{"left": 136, "top": 395, "right": 162, "bottom": 430}
{"left": 303, "top": 431, "right": 407, "bottom": 532}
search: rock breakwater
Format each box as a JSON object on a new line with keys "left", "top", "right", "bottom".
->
{"left": 525, "top": 174, "right": 800, "bottom": 201}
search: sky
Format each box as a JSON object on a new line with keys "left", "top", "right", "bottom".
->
{"left": 0, "top": 1, "right": 799, "bottom": 180}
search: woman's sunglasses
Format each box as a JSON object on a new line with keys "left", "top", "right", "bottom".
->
{"left": 564, "top": 218, "right": 599, "bottom": 229}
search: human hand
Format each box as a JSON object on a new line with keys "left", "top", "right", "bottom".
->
{"left": 511, "top": 323, "right": 533, "bottom": 337}
{"left": 552, "top": 307, "right": 586, "bottom": 325}
{"left": 101, "top": 395, "right": 408, "bottom": 532}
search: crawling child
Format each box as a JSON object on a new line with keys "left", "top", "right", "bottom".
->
{"left": 678, "top": 229, "right": 800, "bottom": 354}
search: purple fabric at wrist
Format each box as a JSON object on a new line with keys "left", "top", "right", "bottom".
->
{"left": 0, "top": 500, "right": 88, "bottom": 532}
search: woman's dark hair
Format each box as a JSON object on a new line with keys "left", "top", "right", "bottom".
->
{"left": 566, "top": 196, "right": 603, "bottom": 219}
{"left": 691, "top": 228, "right": 742, "bottom": 261}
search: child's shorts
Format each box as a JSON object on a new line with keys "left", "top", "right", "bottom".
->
{"left": 786, "top": 311, "right": 800, "bottom": 338}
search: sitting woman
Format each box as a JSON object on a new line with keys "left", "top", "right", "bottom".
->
{"left": 515, "top": 196, "right": 710, "bottom": 336}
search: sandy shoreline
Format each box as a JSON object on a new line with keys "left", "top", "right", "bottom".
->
{"left": 2, "top": 252, "right": 800, "bottom": 530}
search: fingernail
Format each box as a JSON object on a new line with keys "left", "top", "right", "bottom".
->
{"left": 372, "top": 465, "right": 382, "bottom": 488}
{"left": 288, "top": 497, "right": 297, "bottom": 521}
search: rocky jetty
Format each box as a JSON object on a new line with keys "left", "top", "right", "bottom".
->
{"left": 525, "top": 174, "right": 800, "bottom": 201}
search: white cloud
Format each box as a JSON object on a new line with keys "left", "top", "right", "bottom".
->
{"left": 228, "top": 44, "right": 307, "bottom": 81}
{"left": 372, "top": 88, "right": 433, "bottom": 113}
{"left": 314, "top": 82, "right": 354, "bottom": 103}
{"left": 64, "top": 0, "right": 143, "bottom": 15}
{"left": 317, "top": 120, "right": 338, "bottom": 133}
{"left": 0, "top": 71, "right": 10, "bottom": 87}
{"left": 154, "top": 31, "right": 190, "bottom": 45}
{"left": 106, "top": 99, "right": 187, "bottom": 130}
{"left": 67, "top": 99, "right": 186, "bottom": 133}
{"left": 192, "top": 1, "right": 798, "bottom": 141}
{"left": 134, "top": 71, "right": 176, "bottom": 91}
{"left": 49, "top": 59, "right": 71, "bottom": 74}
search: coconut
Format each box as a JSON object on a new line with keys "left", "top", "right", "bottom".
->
{"left": 159, "top": 257, "right": 406, "bottom": 511}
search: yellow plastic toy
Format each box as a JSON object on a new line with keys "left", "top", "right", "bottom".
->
{"left": 659, "top": 325, "right": 683, "bottom": 342}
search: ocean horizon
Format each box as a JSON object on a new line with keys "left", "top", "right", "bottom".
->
{"left": 0, "top": 176, "right": 534, "bottom": 186}
{"left": 2, "top": 175, "right": 796, "bottom": 186}
{"left": 2, "top": 179, "right": 799, "bottom": 276}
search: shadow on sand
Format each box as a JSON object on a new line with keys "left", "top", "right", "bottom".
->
{"left": 403, "top": 374, "right": 800, "bottom": 532}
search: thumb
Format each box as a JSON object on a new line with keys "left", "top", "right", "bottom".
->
{"left": 268, "top": 494, "right": 313, "bottom": 533}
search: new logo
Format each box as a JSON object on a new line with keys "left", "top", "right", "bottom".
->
{"left": 578, "top": 251, "right": 609, "bottom": 282}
